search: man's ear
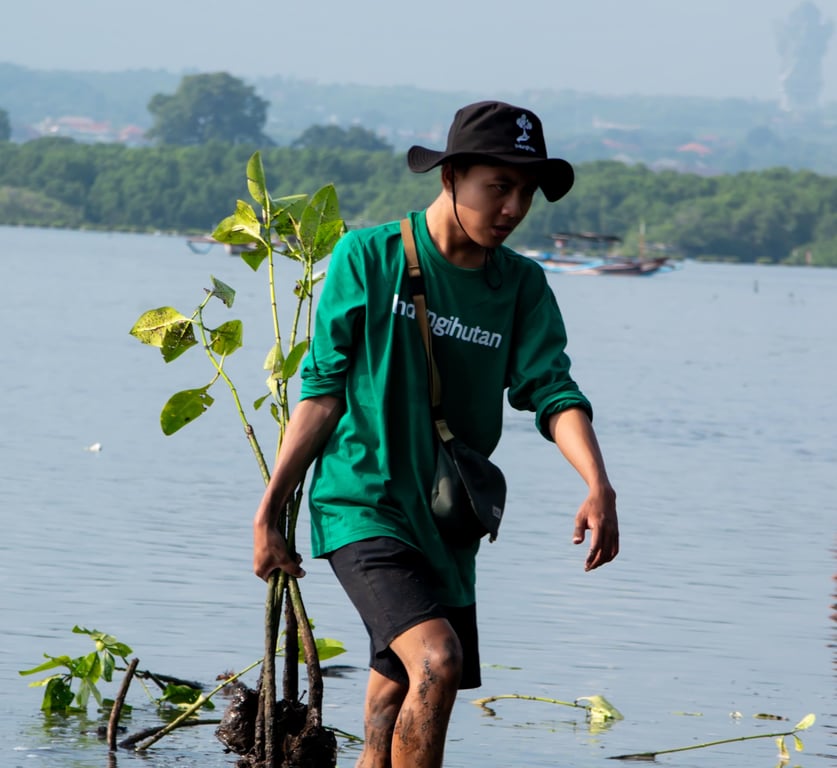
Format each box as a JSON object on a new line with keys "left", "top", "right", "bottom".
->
{"left": 440, "top": 163, "right": 456, "bottom": 193}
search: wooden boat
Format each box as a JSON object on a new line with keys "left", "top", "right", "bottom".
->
{"left": 537, "top": 254, "right": 672, "bottom": 276}
{"left": 528, "top": 231, "right": 674, "bottom": 276}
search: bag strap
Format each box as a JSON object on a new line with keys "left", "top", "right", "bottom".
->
{"left": 400, "top": 218, "right": 454, "bottom": 443}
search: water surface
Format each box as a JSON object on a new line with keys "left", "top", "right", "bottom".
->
{"left": 1, "top": 227, "right": 834, "bottom": 767}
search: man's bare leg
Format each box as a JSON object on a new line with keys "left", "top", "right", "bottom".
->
{"left": 386, "top": 617, "right": 463, "bottom": 768}
{"left": 355, "top": 669, "right": 407, "bottom": 767}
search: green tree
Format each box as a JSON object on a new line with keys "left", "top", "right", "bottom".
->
{"left": 0, "top": 108, "right": 10, "bottom": 141}
{"left": 147, "top": 72, "right": 271, "bottom": 146}
{"left": 291, "top": 124, "right": 392, "bottom": 151}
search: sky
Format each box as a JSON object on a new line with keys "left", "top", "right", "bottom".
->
{"left": 4, "top": 0, "right": 836, "bottom": 102}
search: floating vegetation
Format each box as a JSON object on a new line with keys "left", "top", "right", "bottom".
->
{"left": 608, "top": 713, "right": 816, "bottom": 761}
{"left": 472, "top": 692, "right": 623, "bottom": 726}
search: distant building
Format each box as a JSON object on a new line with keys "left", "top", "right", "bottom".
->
{"left": 676, "top": 142, "right": 713, "bottom": 156}
{"left": 36, "top": 116, "right": 113, "bottom": 142}
{"left": 26, "top": 116, "right": 150, "bottom": 146}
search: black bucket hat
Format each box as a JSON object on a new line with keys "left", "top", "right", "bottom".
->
{"left": 407, "top": 100, "right": 574, "bottom": 202}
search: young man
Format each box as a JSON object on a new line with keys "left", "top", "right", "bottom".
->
{"left": 253, "top": 100, "right": 619, "bottom": 768}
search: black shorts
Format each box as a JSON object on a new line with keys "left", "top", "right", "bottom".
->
{"left": 327, "top": 536, "right": 481, "bottom": 690}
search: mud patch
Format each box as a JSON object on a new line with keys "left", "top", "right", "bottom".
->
{"left": 216, "top": 683, "right": 336, "bottom": 768}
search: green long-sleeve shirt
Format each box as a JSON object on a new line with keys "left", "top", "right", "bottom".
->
{"left": 300, "top": 210, "right": 591, "bottom": 606}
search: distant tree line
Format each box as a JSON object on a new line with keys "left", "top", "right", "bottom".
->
{"left": 1, "top": 137, "right": 835, "bottom": 265}
{"left": 6, "top": 66, "right": 837, "bottom": 173}
{"left": 0, "top": 108, "right": 10, "bottom": 142}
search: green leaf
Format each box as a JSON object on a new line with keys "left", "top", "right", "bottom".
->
{"left": 266, "top": 374, "right": 280, "bottom": 402}
{"left": 281, "top": 340, "right": 309, "bottom": 380}
{"left": 212, "top": 199, "right": 264, "bottom": 246}
{"left": 107, "top": 642, "right": 133, "bottom": 658}
{"left": 312, "top": 217, "right": 346, "bottom": 264}
{"left": 240, "top": 242, "right": 270, "bottom": 271}
{"left": 576, "top": 695, "right": 624, "bottom": 722}
{"left": 298, "top": 637, "right": 346, "bottom": 663}
{"left": 162, "top": 325, "right": 197, "bottom": 362}
{"left": 74, "top": 651, "right": 102, "bottom": 683}
{"left": 75, "top": 679, "right": 92, "bottom": 710}
{"left": 263, "top": 343, "right": 284, "bottom": 372}
{"left": 793, "top": 713, "right": 816, "bottom": 731}
{"left": 270, "top": 194, "right": 308, "bottom": 237}
{"left": 73, "top": 626, "right": 127, "bottom": 653}
{"left": 209, "top": 275, "right": 236, "bottom": 308}
{"left": 19, "top": 655, "right": 73, "bottom": 676}
{"left": 210, "top": 320, "right": 243, "bottom": 356}
{"left": 28, "top": 674, "right": 62, "bottom": 688}
{"left": 253, "top": 393, "right": 270, "bottom": 411}
{"left": 89, "top": 680, "right": 104, "bottom": 707}
{"left": 102, "top": 651, "right": 115, "bottom": 683}
{"left": 158, "top": 683, "right": 215, "bottom": 710}
{"left": 41, "top": 678, "right": 74, "bottom": 713}
{"left": 130, "top": 307, "right": 197, "bottom": 362}
{"left": 160, "top": 387, "right": 215, "bottom": 435}
{"left": 73, "top": 676, "right": 103, "bottom": 709}
{"left": 792, "top": 734, "right": 804, "bottom": 752}
{"left": 246, "top": 151, "right": 267, "bottom": 209}
{"left": 299, "top": 184, "right": 342, "bottom": 262}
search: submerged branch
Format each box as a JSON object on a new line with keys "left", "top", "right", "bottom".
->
{"left": 119, "top": 719, "right": 222, "bottom": 750}
{"left": 132, "top": 659, "right": 262, "bottom": 752}
{"left": 128, "top": 668, "right": 204, "bottom": 692}
{"left": 108, "top": 657, "right": 139, "bottom": 750}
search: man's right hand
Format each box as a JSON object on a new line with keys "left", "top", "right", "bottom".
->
{"left": 251, "top": 396, "right": 344, "bottom": 581}
{"left": 253, "top": 520, "right": 306, "bottom": 580}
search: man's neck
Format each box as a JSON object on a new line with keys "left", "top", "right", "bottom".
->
{"left": 424, "top": 197, "right": 485, "bottom": 269}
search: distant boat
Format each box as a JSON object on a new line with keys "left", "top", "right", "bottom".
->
{"left": 525, "top": 231, "right": 676, "bottom": 276}
{"left": 185, "top": 235, "right": 287, "bottom": 256}
{"left": 185, "top": 235, "right": 254, "bottom": 256}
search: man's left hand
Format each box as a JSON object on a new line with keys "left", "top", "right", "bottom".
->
{"left": 572, "top": 489, "right": 619, "bottom": 571}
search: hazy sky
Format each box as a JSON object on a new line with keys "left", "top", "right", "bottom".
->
{"left": 5, "top": 0, "right": 836, "bottom": 101}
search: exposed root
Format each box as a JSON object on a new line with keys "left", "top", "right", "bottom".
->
{"left": 216, "top": 682, "right": 336, "bottom": 768}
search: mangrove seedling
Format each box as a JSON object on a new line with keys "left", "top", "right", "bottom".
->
{"left": 18, "top": 625, "right": 211, "bottom": 715}
{"left": 130, "top": 151, "right": 346, "bottom": 768}
{"left": 19, "top": 626, "right": 134, "bottom": 713}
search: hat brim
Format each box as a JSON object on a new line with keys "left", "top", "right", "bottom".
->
{"left": 407, "top": 146, "right": 574, "bottom": 203}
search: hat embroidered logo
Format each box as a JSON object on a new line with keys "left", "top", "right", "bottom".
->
{"left": 515, "top": 113, "right": 535, "bottom": 153}
{"left": 515, "top": 113, "right": 532, "bottom": 143}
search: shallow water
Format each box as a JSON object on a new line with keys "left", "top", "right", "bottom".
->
{"left": 1, "top": 227, "right": 834, "bottom": 767}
